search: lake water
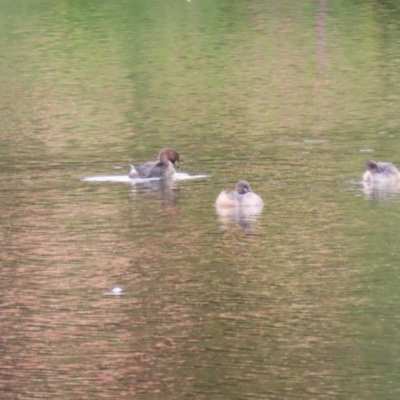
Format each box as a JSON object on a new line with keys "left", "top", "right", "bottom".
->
{"left": 2, "top": 0, "right": 400, "bottom": 399}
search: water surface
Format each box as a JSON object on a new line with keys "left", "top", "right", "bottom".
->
{"left": 2, "top": 0, "right": 400, "bottom": 399}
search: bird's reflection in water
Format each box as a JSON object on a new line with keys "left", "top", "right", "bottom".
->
{"left": 216, "top": 204, "right": 263, "bottom": 230}
{"left": 131, "top": 179, "right": 179, "bottom": 209}
{"left": 362, "top": 181, "right": 400, "bottom": 201}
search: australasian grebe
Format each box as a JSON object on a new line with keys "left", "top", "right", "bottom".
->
{"left": 215, "top": 180, "right": 264, "bottom": 207}
{"left": 129, "top": 148, "right": 180, "bottom": 179}
{"left": 362, "top": 160, "right": 400, "bottom": 184}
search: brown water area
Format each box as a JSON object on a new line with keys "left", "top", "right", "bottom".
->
{"left": 1, "top": 0, "right": 400, "bottom": 399}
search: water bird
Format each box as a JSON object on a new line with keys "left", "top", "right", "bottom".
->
{"left": 215, "top": 180, "right": 264, "bottom": 208}
{"left": 362, "top": 160, "right": 400, "bottom": 184}
{"left": 129, "top": 148, "right": 180, "bottom": 179}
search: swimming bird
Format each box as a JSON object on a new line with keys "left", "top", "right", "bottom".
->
{"left": 215, "top": 180, "right": 264, "bottom": 208}
{"left": 362, "top": 160, "right": 400, "bottom": 184}
{"left": 129, "top": 148, "right": 180, "bottom": 179}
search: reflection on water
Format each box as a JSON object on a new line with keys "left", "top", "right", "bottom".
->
{"left": 215, "top": 204, "right": 264, "bottom": 230}
{"left": 316, "top": 0, "right": 326, "bottom": 73}
{"left": 362, "top": 181, "right": 400, "bottom": 201}
{"left": 2, "top": 0, "right": 400, "bottom": 399}
{"left": 131, "top": 179, "right": 180, "bottom": 208}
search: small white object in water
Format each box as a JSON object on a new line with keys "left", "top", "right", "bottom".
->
{"left": 104, "top": 286, "right": 124, "bottom": 295}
